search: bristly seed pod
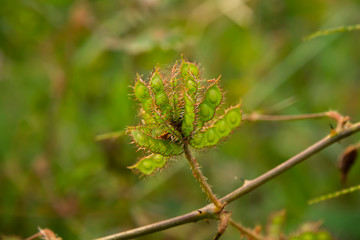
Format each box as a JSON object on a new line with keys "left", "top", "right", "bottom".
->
{"left": 126, "top": 58, "right": 243, "bottom": 175}
{"left": 128, "top": 154, "right": 169, "bottom": 175}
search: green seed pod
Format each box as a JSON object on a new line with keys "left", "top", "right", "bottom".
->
{"left": 186, "top": 79, "right": 197, "bottom": 95}
{"left": 148, "top": 69, "right": 172, "bottom": 119}
{"left": 172, "top": 93, "right": 181, "bottom": 121}
{"left": 128, "top": 155, "right": 155, "bottom": 175}
{"left": 142, "top": 111, "right": 155, "bottom": 125}
{"left": 151, "top": 112, "right": 182, "bottom": 139}
{"left": 142, "top": 98, "right": 153, "bottom": 113}
{"left": 128, "top": 128, "right": 183, "bottom": 156}
{"left": 215, "top": 119, "right": 231, "bottom": 137}
{"left": 126, "top": 59, "right": 243, "bottom": 175}
{"left": 197, "top": 81, "right": 223, "bottom": 129}
{"left": 205, "top": 128, "right": 219, "bottom": 145}
{"left": 181, "top": 94, "right": 196, "bottom": 137}
{"left": 134, "top": 76, "right": 154, "bottom": 116}
{"left": 128, "top": 154, "right": 169, "bottom": 175}
{"left": 134, "top": 78, "right": 150, "bottom": 101}
{"left": 181, "top": 61, "right": 199, "bottom": 80}
{"left": 151, "top": 126, "right": 166, "bottom": 138}
{"left": 205, "top": 84, "right": 222, "bottom": 107}
{"left": 198, "top": 103, "right": 214, "bottom": 122}
{"left": 152, "top": 154, "right": 168, "bottom": 168}
{"left": 155, "top": 92, "right": 168, "bottom": 107}
{"left": 225, "top": 106, "right": 242, "bottom": 128}
{"left": 190, "top": 133, "right": 206, "bottom": 147}
{"left": 150, "top": 71, "right": 164, "bottom": 92}
{"left": 190, "top": 104, "right": 242, "bottom": 149}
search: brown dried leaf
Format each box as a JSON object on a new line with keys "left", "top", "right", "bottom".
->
{"left": 338, "top": 145, "right": 358, "bottom": 184}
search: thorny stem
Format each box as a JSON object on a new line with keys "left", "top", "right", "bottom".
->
{"left": 228, "top": 218, "right": 263, "bottom": 240}
{"left": 243, "top": 110, "right": 344, "bottom": 124}
{"left": 183, "top": 142, "right": 223, "bottom": 210}
{"left": 25, "top": 228, "right": 61, "bottom": 240}
{"left": 220, "top": 122, "right": 359, "bottom": 204}
{"left": 95, "top": 209, "right": 213, "bottom": 240}
{"left": 213, "top": 212, "right": 231, "bottom": 240}
{"left": 95, "top": 118, "right": 360, "bottom": 240}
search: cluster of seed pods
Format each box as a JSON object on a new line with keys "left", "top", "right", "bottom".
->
{"left": 126, "top": 59, "right": 242, "bottom": 175}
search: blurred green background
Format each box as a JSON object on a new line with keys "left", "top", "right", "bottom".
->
{"left": 1, "top": 0, "right": 360, "bottom": 239}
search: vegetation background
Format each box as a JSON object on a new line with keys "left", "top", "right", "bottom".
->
{"left": 1, "top": 0, "right": 360, "bottom": 239}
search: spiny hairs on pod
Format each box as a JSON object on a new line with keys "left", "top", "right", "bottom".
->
{"left": 126, "top": 58, "right": 243, "bottom": 175}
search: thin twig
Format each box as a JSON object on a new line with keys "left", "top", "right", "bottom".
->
{"left": 228, "top": 218, "right": 263, "bottom": 240}
{"left": 95, "top": 208, "right": 213, "bottom": 240}
{"left": 220, "top": 122, "right": 360, "bottom": 204}
{"left": 243, "top": 110, "right": 343, "bottom": 122}
{"left": 95, "top": 121, "right": 360, "bottom": 240}
{"left": 243, "top": 112, "right": 327, "bottom": 121}
{"left": 183, "top": 142, "right": 223, "bottom": 210}
{"left": 213, "top": 212, "right": 231, "bottom": 240}
{"left": 95, "top": 130, "right": 125, "bottom": 141}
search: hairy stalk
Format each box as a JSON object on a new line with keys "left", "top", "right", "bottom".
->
{"left": 96, "top": 121, "right": 360, "bottom": 240}
{"left": 229, "top": 218, "right": 263, "bottom": 240}
{"left": 183, "top": 142, "right": 223, "bottom": 210}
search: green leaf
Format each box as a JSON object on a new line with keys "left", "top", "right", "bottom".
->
{"left": 289, "top": 231, "right": 333, "bottom": 240}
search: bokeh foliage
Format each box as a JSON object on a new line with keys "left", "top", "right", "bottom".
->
{"left": 1, "top": 0, "right": 360, "bottom": 239}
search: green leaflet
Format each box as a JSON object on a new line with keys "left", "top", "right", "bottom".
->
{"left": 267, "top": 210, "right": 286, "bottom": 239}
{"left": 308, "top": 184, "right": 360, "bottom": 205}
{"left": 128, "top": 154, "right": 169, "bottom": 175}
{"left": 128, "top": 128, "right": 183, "bottom": 156}
{"left": 289, "top": 231, "right": 332, "bottom": 240}
{"left": 190, "top": 104, "right": 242, "bottom": 149}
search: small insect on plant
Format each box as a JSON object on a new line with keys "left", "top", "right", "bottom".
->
{"left": 126, "top": 58, "right": 242, "bottom": 176}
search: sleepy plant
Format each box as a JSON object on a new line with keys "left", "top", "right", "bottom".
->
{"left": 126, "top": 58, "right": 242, "bottom": 175}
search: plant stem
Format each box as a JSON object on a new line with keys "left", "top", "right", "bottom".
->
{"left": 220, "top": 122, "right": 360, "bottom": 204}
{"left": 183, "top": 142, "right": 223, "bottom": 210}
{"left": 243, "top": 110, "right": 343, "bottom": 122}
{"left": 95, "top": 130, "right": 125, "bottom": 141}
{"left": 228, "top": 218, "right": 263, "bottom": 240}
{"left": 95, "top": 121, "right": 360, "bottom": 240}
{"left": 95, "top": 209, "right": 212, "bottom": 240}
